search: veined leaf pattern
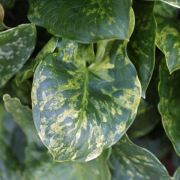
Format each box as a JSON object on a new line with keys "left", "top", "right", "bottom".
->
{"left": 32, "top": 39, "right": 141, "bottom": 162}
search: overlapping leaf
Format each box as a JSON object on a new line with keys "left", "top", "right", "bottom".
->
{"left": 156, "top": 17, "right": 180, "bottom": 73}
{"left": 110, "top": 135, "right": 171, "bottom": 180}
{"left": 158, "top": 60, "right": 180, "bottom": 156}
{"left": 128, "top": 99, "right": 159, "bottom": 139}
{"left": 28, "top": 0, "right": 132, "bottom": 43}
{"left": 0, "top": 24, "right": 36, "bottom": 88}
{"left": 160, "top": 0, "right": 180, "bottom": 8}
{"left": 128, "top": 0, "right": 156, "bottom": 97}
{"left": 32, "top": 39, "right": 141, "bottom": 162}
{"left": 3, "top": 95, "right": 111, "bottom": 180}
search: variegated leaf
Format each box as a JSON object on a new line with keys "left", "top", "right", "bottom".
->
{"left": 158, "top": 60, "right": 180, "bottom": 156}
{"left": 128, "top": 0, "right": 156, "bottom": 97}
{"left": 110, "top": 135, "right": 171, "bottom": 180}
{"left": 32, "top": 39, "right": 141, "bottom": 162}
{"left": 160, "top": 0, "right": 180, "bottom": 8}
{"left": 156, "top": 17, "right": 180, "bottom": 73}
{"left": 0, "top": 24, "right": 36, "bottom": 88}
{"left": 28, "top": 0, "right": 132, "bottom": 43}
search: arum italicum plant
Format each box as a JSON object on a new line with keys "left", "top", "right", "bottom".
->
{"left": 0, "top": 0, "right": 180, "bottom": 179}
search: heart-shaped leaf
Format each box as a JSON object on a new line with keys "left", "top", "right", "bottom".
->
{"left": 110, "top": 135, "right": 170, "bottom": 180}
{"left": 0, "top": 24, "right": 36, "bottom": 88}
{"left": 32, "top": 39, "right": 141, "bottom": 162}
{"left": 28, "top": 0, "right": 132, "bottom": 43}
{"left": 158, "top": 59, "right": 180, "bottom": 156}
{"left": 128, "top": 0, "right": 156, "bottom": 97}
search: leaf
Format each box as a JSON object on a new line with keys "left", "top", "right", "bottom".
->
{"left": 3, "top": 94, "right": 40, "bottom": 145}
{"left": 110, "top": 135, "right": 171, "bottom": 180}
{"left": 156, "top": 17, "right": 180, "bottom": 73}
{"left": 28, "top": 0, "right": 132, "bottom": 43}
{"left": 128, "top": 99, "right": 159, "bottom": 139}
{"left": 158, "top": 60, "right": 180, "bottom": 156}
{"left": 24, "top": 150, "right": 111, "bottom": 180}
{"left": 174, "top": 167, "right": 180, "bottom": 180}
{"left": 0, "top": 0, "right": 15, "bottom": 8}
{"left": 32, "top": 39, "right": 141, "bottom": 162}
{"left": 154, "top": 1, "right": 179, "bottom": 18}
{"left": 128, "top": 0, "right": 156, "bottom": 97}
{"left": 0, "top": 24, "right": 36, "bottom": 88}
{"left": 160, "top": 0, "right": 180, "bottom": 8}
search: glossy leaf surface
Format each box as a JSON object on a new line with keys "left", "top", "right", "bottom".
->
{"left": 28, "top": 0, "right": 132, "bottom": 43}
{"left": 158, "top": 60, "right": 180, "bottom": 156}
{"left": 0, "top": 24, "right": 36, "bottom": 88}
{"left": 32, "top": 40, "right": 141, "bottom": 162}
{"left": 110, "top": 135, "right": 170, "bottom": 180}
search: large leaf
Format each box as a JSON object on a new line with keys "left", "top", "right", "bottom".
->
{"left": 156, "top": 17, "right": 180, "bottom": 73}
{"left": 32, "top": 39, "right": 141, "bottom": 162}
{"left": 0, "top": 24, "right": 36, "bottom": 88}
{"left": 110, "top": 135, "right": 171, "bottom": 180}
{"left": 128, "top": 0, "right": 156, "bottom": 97}
{"left": 24, "top": 150, "right": 111, "bottom": 180}
{"left": 158, "top": 60, "right": 180, "bottom": 156}
{"left": 3, "top": 94, "right": 40, "bottom": 145}
{"left": 160, "top": 0, "right": 180, "bottom": 8}
{"left": 28, "top": 0, "right": 132, "bottom": 43}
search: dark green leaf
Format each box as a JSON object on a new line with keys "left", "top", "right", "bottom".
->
{"left": 110, "top": 135, "right": 170, "bottom": 180}
{"left": 128, "top": 0, "right": 156, "bottom": 97}
{"left": 28, "top": 0, "right": 132, "bottom": 43}
{"left": 158, "top": 60, "right": 180, "bottom": 156}
{"left": 128, "top": 99, "right": 159, "bottom": 139}
{"left": 0, "top": 24, "right": 36, "bottom": 88}
{"left": 32, "top": 39, "right": 141, "bottom": 162}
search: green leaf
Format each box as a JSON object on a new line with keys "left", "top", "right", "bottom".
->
{"left": 160, "top": 0, "right": 180, "bottom": 8}
{"left": 128, "top": 0, "right": 156, "bottom": 97}
{"left": 128, "top": 99, "right": 159, "bottom": 139}
{"left": 110, "top": 135, "right": 171, "bottom": 180}
{"left": 24, "top": 150, "right": 111, "bottom": 180}
{"left": 0, "top": 3, "right": 4, "bottom": 30}
{"left": 174, "top": 167, "right": 180, "bottom": 180}
{"left": 3, "top": 94, "right": 40, "bottom": 145}
{"left": 156, "top": 17, "right": 180, "bottom": 73}
{"left": 0, "top": 24, "right": 36, "bottom": 88}
{"left": 28, "top": 0, "right": 132, "bottom": 43}
{"left": 154, "top": 1, "right": 179, "bottom": 18}
{"left": 32, "top": 39, "right": 141, "bottom": 162}
{"left": 158, "top": 60, "right": 180, "bottom": 156}
{"left": 0, "top": 0, "right": 15, "bottom": 8}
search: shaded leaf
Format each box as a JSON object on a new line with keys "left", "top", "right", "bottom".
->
{"left": 128, "top": 99, "right": 159, "bottom": 139}
{"left": 158, "top": 60, "right": 180, "bottom": 156}
{"left": 3, "top": 94, "right": 40, "bottom": 145}
{"left": 156, "top": 17, "right": 180, "bottom": 73}
{"left": 0, "top": 24, "right": 36, "bottom": 88}
{"left": 32, "top": 39, "right": 141, "bottom": 162}
{"left": 110, "top": 135, "right": 171, "bottom": 180}
{"left": 128, "top": 0, "right": 156, "bottom": 97}
{"left": 24, "top": 150, "right": 111, "bottom": 180}
{"left": 28, "top": 0, "right": 132, "bottom": 43}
